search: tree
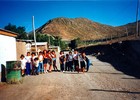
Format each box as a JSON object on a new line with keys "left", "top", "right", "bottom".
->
{"left": 69, "top": 38, "right": 81, "bottom": 49}
{"left": 29, "top": 32, "right": 49, "bottom": 42}
{"left": 49, "top": 36, "right": 55, "bottom": 45}
{"left": 4, "top": 23, "right": 28, "bottom": 39}
{"left": 53, "top": 36, "right": 68, "bottom": 50}
{"left": 60, "top": 41, "right": 68, "bottom": 50}
{"left": 28, "top": 33, "right": 68, "bottom": 50}
{"left": 53, "top": 36, "right": 61, "bottom": 46}
{"left": 4, "top": 23, "right": 16, "bottom": 32}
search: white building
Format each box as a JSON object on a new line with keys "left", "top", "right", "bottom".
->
{"left": 0, "top": 29, "right": 18, "bottom": 72}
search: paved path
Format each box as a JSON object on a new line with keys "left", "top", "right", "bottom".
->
{"left": 0, "top": 56, "right": 140, "bottom": 100}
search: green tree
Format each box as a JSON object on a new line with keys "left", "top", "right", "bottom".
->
{"left": 49, "top": 36, "right": 55, "bottom": 45}
{"left": 53, "top": 36, "right": 68, "bottom": 50}
{"left": 28, "top": 33, "right": 68, "bottom": 50}
{"left": 4, "top": 23, "right": 28, "bottom": 39}
{"left": 28, "top": 32, "right": 34, "bottom": 40}
{"left": 53, "top": 36, "right": 61, "bottom": 46}
{"left": 29, "top": 32, "right": 49, "bottom": 42}
{"left": 4, "top": 23, "right": 16, "bottom": 32}
{"left": 69, "top": 38, "right": 81, "bottom": 49}
{"left": 60, "top": 41, "right": 68, "bottom": 50}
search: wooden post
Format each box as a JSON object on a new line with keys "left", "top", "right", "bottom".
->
{"left": 32, "top": 16, "right": 37, "bottom": 55}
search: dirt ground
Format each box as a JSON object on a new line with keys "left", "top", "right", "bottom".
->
{"left": 0, "top": 55, "right": 140, "bottom": 100}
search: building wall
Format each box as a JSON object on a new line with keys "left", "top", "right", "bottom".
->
{"left": 16, "top": 41, "right": 27, "bottom": 60}
{"left": 49, "top": 46, "right": 60, "bottom": 53}
{"left": 31, "top": 45, "right": 48, "bottom": 52}
{"left": 31, "top": 42, "right": 48, "bottom": 53}
{"left": 0, "top": 34, "right": 17, "bottom": 72}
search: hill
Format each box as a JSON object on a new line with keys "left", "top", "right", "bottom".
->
{"left": 36, "top": 17, "right": 139, "bottom": 41}
{"left": 116, "top": 21, "right": 140, "bottom": 36}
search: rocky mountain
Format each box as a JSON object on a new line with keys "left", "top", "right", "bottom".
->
{"left": 36, "top": 17, "right": 139, "bottom": 41}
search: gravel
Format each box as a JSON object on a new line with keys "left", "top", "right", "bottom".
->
{"left": 0, "top": 55, "right": 140, "bottom": 100}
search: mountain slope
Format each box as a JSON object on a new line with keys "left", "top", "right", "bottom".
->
{"left": 36, "top": 17, "right": 138, "bottom": 41}
{"left": 116, "top": 21, "right": 140, "bottom": 36}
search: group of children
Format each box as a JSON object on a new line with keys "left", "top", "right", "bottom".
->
{"left": 59, "top": 50, "right": 89, "bottom": 73}
{"left": 20, "top": 50, "right": 57, "bottom": 76}
{"left": 20, "top": 49, "right": 90, "bottom": 76}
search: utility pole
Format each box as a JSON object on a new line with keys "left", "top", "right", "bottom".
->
{"left": 49, "top": 35, "right": 50, "bottom": 45}
{"left": 110, "top": 34, "right": 112, "bottom": 44}
{"left": 136, "top": 0, "right": 139, "bottom": 37}
{"left": 126, "top": 27, "right": 128, "bottom": 37}
{"left": 32, "top": 16, "right": 37, "bottom": 55}
{"left": 125, "top": 27, "right": 128, "bottom": 40}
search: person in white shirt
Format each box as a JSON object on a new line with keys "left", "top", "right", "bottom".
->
{"left": 68, "top": 51, "right": 73, "bottom": 72}
{"left": 73, "top": 50, "right": 79, "bottom": 72}
{"left": 38, "top": 51, "right": 44, "bottom": 74}
{"left": 20, "top": 54, "right": 27, "bottom": 76}
{"left": 25, "top": 52, "right": 31, "bottom": 76}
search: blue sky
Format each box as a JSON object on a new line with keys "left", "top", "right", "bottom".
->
{"left": 0, "top": 0, "right": 139, "bottom": 32}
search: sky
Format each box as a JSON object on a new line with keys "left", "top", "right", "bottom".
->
{"left": 0, "top": 0, "right": 139, "bottom": 32}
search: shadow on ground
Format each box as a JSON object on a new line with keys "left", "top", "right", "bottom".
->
{"left": 89, "top": 89, "right": 140, "bottom": 94}
{"left": 79, "top": 40, "right": 140, "bottom": 79}
{"left": 87, "top": 72, "right": 124, "bottom": 75}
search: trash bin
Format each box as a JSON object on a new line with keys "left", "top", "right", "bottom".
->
{"left": 6, "top": 61, "right": 23, "bottom": 84}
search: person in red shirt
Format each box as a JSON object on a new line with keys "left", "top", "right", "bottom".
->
{"left": 47, "top": 50, "right": 53, "bottom": 72}
{"left": 43, "top": 50, "right": 48, "bottom": 73}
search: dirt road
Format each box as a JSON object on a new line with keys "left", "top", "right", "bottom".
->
{"left": 0, "top": 55, "right": 140, "bottom": 100}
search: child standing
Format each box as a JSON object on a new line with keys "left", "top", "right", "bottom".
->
{"left": 47, "top": 50, "right": 53, "bottom": 72}
{"left": 73, "top": 50, "right": 79, "bottom": 72}
{"left": 68, "top": 51, "right": 73, "bottom": 72}
{"left": 51, "top": 50, "right": 58, "bottom": 71}
{"left": 43, "top": 50, "right": 48, "bottom": 73}
{"left": 65, "top": 54, "right": 69, "bottom": 71}
{"left": 59, "top": 51, "right": 65, "bottom": 72}
{"left": 38, "top": 51, "right": 44, "bottom": 74}
{"left": 34, "top": 57, "right": 39, "bottom": 75}
{"left": 80, "top": 52, "right": 89, "bottom": 73}
{"left": 20, "top": 54, "right": 26, "bottom": 76}
{"left": 25, "top": 52, "right": 31, "bottom": 76}
{"left": 31, "top": 52, "right": 36, "bottom": 75}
